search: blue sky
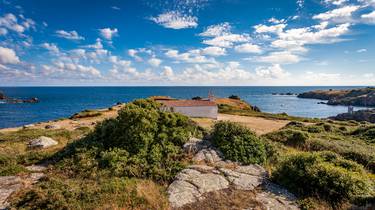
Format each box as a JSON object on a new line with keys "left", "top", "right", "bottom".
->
{"left": 0, "top": 0, "right": 374, "bottom": 86}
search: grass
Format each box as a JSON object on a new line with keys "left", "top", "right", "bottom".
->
{"left": 0, "top": 128, "right": 91, "bottom": 176}
{"left": 218, "top": 106, "right": 320, "bottom": 123}
{"left": 10, "top": 175, "right": 169, "bottom": 210}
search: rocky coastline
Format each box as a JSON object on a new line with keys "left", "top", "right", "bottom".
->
{"left": 298, "top": 87, "right": 375, "bottom": 107}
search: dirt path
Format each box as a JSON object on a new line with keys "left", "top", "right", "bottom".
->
{"left": 1, "top": 106, "right": 288, "bottom": 136}
{"left": 0, "top": 104, "right": 124, "bottom": 133}
{"left": 193, "top": 114, "right": 290, "bottom": 135}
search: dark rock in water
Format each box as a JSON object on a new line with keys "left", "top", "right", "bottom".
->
{"left": 5, "top": 97, "right": 39, "bottom": 104}
{"left": 317, "top": 102, "right": 327, "bottom": 104}
{"left": 330, "top": 109, "right": 375, "bottom": 123}
{"left": 252, "top": 105, "right": 261, "bottom": 112}
{"left": 0, "top": 91, "right": 5, "bottom": 100}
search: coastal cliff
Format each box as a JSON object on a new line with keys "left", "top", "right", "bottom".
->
{"left": 298, "top": 87, "right": 375, "bottom": 106}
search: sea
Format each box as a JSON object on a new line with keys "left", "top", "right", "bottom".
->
{"left": 0, "top": 86, "right": 370, "bottom": 129}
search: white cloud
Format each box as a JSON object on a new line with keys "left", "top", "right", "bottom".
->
{"left": 234, "top": 43, "right": 262, "bottom": 54}
{"left": 148, "top": 57, "right": 162, "bottom": 67}
{"left": 161, "top": 66, "right": 174, "bottom": 79}
{"left": 41, "top": 43, "right": 59, "bottom": 54}
{"left": 361, "top": 11, "right": 375, "bottom": 23}
{"left": 313, "top": 5, "right": 359, "bottom": 22}
{"left": 256, "top": 51, "right": 301, "bottom": 64}
{"left": 165, "top": 49, "right": 216, "bottom": 63}
{"left": 55, "top": 30, "right": 84, "bottom": 40}
{"left": 200, "top": 46, "right": 227, "bottom": 56}
{"left": 0, "top": 28, "right": 7, "bottom": 35}
{"left": 151, "top": 11, "right": 198, "bottom": 29}
{"left": 200, "top": 22, "right": 250, "bottom": 48}
{"left": 128, "top": 49, "right": 143, "bottom": 61}
{"left": 254, "top": 23, "right": 286, "bottom": 34}
{"left": 0, "top": 46, "right": 20, "bottom": 64}
{"left": 255, "top": 64, "right": 290, "bottom": 79}
{"left": 111, "top": 6, "right": 121, "bottom": 10}
{"left": 99, "top": 28, "right": 118, "bottom": 40}
{"left": 199, "top": 22, "right": 231, "bottom": 37}
{"left": 268, "top": 18, "right": 286, "bottom": 24}
{"left": 357, "top": 48, "right": 367, "bottom": 53}
{"left": 0, "top": 13, "right": 28, "bottom": 33}
{"left": 324, "top": 0, "right": 347, "bottom": 5}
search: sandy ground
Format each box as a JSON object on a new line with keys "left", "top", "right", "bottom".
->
{"left": 193, "top": 114, "right": 290, "bottom": 135}
{"left": 0, "top": 104, "right": 124, "bottom": 133}
{"left": 0, "top": 105, "right": 288, "bottom": 135}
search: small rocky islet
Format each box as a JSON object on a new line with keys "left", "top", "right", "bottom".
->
{"left": 0, "top": 91, "right": 39, "bottom": 104}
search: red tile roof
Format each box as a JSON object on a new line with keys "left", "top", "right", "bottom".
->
{"left": 158, "top": 100, "right": 217, "bottom": 107}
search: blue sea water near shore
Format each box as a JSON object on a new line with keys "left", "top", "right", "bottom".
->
{"left": 0, "top": 86, "right": 369, "bottom": 129}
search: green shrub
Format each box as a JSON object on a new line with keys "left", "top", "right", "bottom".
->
{"left": 307, "top": 125, "right": 324, "bottom": 133}
{"left": 228, "top": 95, "right": 240, "bottom": 100}
{"left": 211, "top": 121, "right": 266, "bottom": 164}
{"left": 322, "top": 123, "right": 333, "bottom": 132}
{"left": 0, "top": 154, "right": 26, "bottom": 176}
{"left": 264, "top": 129, "right": 309, "bottom": 148}
{"left": 56, "top": 99, "right": 203, "bottom": 182}
{"left": 70, "top": 110, "right": 102, "bottom": 119}
{"left": 272, "top": 151, "right": 372, "bottom": 204}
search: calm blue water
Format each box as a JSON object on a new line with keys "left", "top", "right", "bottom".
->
{"left": 0, "top": 86, "right": 368, "bottom": 129}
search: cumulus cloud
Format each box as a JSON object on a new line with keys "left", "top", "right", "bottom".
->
{"left": 150, "top": 11, "right": 198, "bottom": 29}
{"left": 165, "top": 49, "right": 216, "bottom": 63}
{"left": 199, "top": 22, "right": 250, "bottom": 48}
{"left": 361, "top": 11, "right": 375, "bottom": 23}
{"left": 41, "top": 43, "right": 59, "bottom": 54}
{"left": 254, "top": 23, "right": 286, "bottom": 34}
{"left": 161, "top": 66, "right": 174, "bottom": 79}
{"left": 55, "top": 30, "right": 84, "bottom": 40}
{"left": 0, "top": 13, "right": 34, "bottom": 34}
{"left": 0, "top": 46, "right": 20, "bottom": 64}
{"left": 234, "top": 43, "right": 262, "bottom": 54}
{"left": 313, "top": 5, "right": 359, "bottom": 22}
{"left": 200, "top": 46, "right": 227, "bottom": 56}
{"left": 99, "top": 28, "right": 118, "bottom": 40}
{"left": 255, "top": 64, "right": 290, "bottom": 79}
{"left": 256, "top": 51, "right": 301, "bottom": 64}
{"left": 148, "top": 57, "right": 162, "bottom": 67}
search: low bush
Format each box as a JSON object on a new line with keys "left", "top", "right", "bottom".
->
{"left": 352, "top": 126, "right": 375, "bottom": 143}
{"left": 263, "top": 129, "right": 309, "bottom": 148}
{"left": 307, "top": 125, "right": 324, "bottom": 133}
{"left": 70, "top": 110, "right": 102, "bottom": 119}
{"left": 211, "top": 121, "right": 266, "bottom": 164}
{"left": 272, "top": 151, "right": 372, "bottom": 204}
{"left": 56, "top": 99, "right": 204, "bottom": 182}
{"left": 306, "top": 138, "right": 375, "bottom": 173}
{"left": 228, "top": 95, "right": 240, "bottom": 100}
{"left": 0, "top": 154, "right": 26, "bottom": 176}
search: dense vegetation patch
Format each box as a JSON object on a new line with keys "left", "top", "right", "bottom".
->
{"left": 56, "top": 99, "right": 204, "bottom": 182}
{"left": 211, "top": 121, "right": 266, "bottom": 164}
{"left": 69, "top": 109, "right": 102, "bottom": 119}
{"left": 272, "top": 151, "right": 373, "bottom": 204}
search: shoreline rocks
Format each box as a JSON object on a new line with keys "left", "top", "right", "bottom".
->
{"left": 298, "top": 87, "right": 375, "bottom": 107}
{"left": 330, "top": 109, "right": 375, "bottom": 123}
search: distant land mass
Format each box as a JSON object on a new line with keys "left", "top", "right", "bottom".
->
{"left": 298, "top": 87, "right": 375, "bottom": 107}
